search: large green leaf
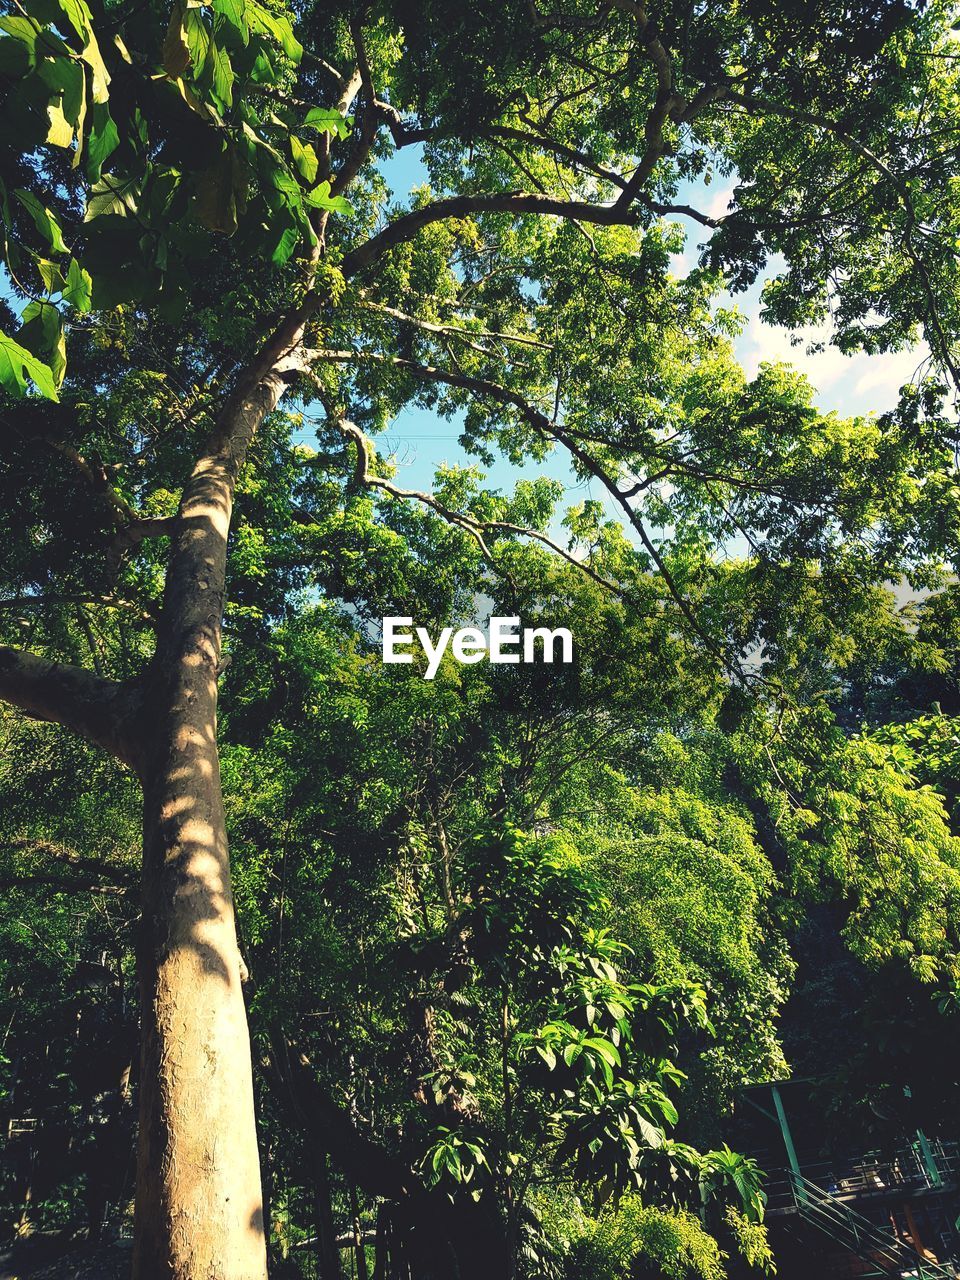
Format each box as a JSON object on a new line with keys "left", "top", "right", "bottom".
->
{"left": 86, "top": 101, "right": 119, "bottom": 181}
{"left": 14, "top": 189, "right": 68, "bottom": 253}
{"left": 0, "top": 330, "right": 59, "bottom": 399}
{"left": 289, "top": 135, "right": 318, "bottom": 185}
{"left": 62, "top": 257, "right": 92, "bottom": 312}
{"left": 247, "top": 2, "right": 301, "bottom": 61}
{"left": 19, "top": 299, "right": 66, "bottom": 387}
{"left": 37, "top": 56, "right": 86, "bottom": 155}
{"left": 302, "top": 106, "right": 349, "bottom": 139}
{"left": 83, "top": 174, "right": 140, "bottom": 222}
{"left": 303, "top": 179, "right": 352, "bottom": 216}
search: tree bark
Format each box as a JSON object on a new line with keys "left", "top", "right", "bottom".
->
{"left": 313, "top": 1152, "right": 343, "bottom": 1280}
{"left": 131, "top": 359, "right": 301, "bottom": 1280}
{"left": 0, "top": 646, "right": 140, "bottom": 767}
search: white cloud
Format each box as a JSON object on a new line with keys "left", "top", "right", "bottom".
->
{"left": 736, "top": 310, "right": 929, "bottom": 417}
{"left": 705, "top": 183, "right": 736, "bottom": 221}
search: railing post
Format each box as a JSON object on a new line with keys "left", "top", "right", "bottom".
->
{"left": 771, "top": 1084, "right": 805, "bottom": 1205}
{"left": 917, "top": 1130, "right": 944, "bottom": 1188}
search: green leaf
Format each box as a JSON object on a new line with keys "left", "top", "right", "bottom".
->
{"left": 247, "top": 2, "right": 301, "bottom": 62}
{"left": 302, "top": 106, "right": 349, "bottom": 139}
{"left": 20, "top": 297, "right": 65, "bottom": 382}
{"left": 303, "top": 179, "right": 352, "bottom": 216}
{"left": 86, "top": 101, "right": 119, "bottom": 181}
{"left": 205, "top": 38, "right": 234, "bottom": 110}
{"left": 268, "top": 164, "right": 303, "bottom": 208}
{"left": 182, "top": 6, "right": 212, "bottom": 72}
{"left": 0, "top": 330, "right": 59, "bottom": 400}
{"left": 36, "top": 258, "right": 65, "bottom": 292}
{"left": 84, "top": 174, "right": 140, "bottom": 222}
{"left": 585, "top": 1038, "right": 620, "bottom": 1067}
{"left": 0, "top": 17, "right": 41, "bottom": 73}
{"left": 270, "top": 219, "right": 299, "bottom": 265}
{"left": 289, "top": 135, "right": 318, "bottom": 185}
{"left": 535, "top": 1044, "right": 557, "bottom": 1070}
{"left": 50, "top": 0, "right": 93, "bottom": 42}
{"left": 214, "top": 0, "right": 248, "bottom": 42}
{"left": 37, "top": 57, "right": 86, "bottom": 154}
{"left": 162, "top": 1, "right": 191, "bottom": 78}
{"left": 15, "top": 189, "right": 68, "bottom": 254}
{"left": 247, "top": 45, "right": 276, "bottom": 83}
{"left": 46, "top": 0, "right": 114, "bottom": 106}
{"left": 63, "top": 257, "right": 92, "bottom": 312}
{"left": 80, "top": 30, "right": 110, "bottom": 104}
{"left": 0, "top": 16, "right": 41, "bottom": 50}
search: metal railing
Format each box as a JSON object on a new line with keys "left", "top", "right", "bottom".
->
{"left": 785, "top": 1170, "right": 957, "bottom": 1279}
{"left": 761, "top": 1144, "right": 960, "bottom": 1214}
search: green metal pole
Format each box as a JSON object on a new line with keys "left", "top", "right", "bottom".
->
{"left": 770, "top": 1084, "right": 805, "bottom": 1204}
{"left": 916, "top": 1130, "right": 943, "bottom": 1189}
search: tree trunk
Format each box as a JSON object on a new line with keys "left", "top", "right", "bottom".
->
{"left": 132, "top": 747, "right": 266, "bottom": 1280}
{"left": 131, "top": 362, "right": 301, "bottom": 1280}
{"left": 0, "top": 313, "right": 311, "bottom": 1279}
{"left": 313, "top": 1153, "right": 343, "bottom": 1280}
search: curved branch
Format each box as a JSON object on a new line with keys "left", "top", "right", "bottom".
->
{"left": 332, "top": 417, "right": 625, "bottom": 597}
{"left": 358, "top": 299, "right": 553, "bottom": 352}
{"left": 5, "top": 837, "right": 136, "bottom": 886}
{"left": 0, "top": 593, "right": 160, "bottom": 625}
{"left": 341, "top": 193, "right": 643, "bottom": 279}
{"left": 310, "top": 350, "right": 729, "bottom": 665}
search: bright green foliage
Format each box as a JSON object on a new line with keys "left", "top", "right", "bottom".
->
{"left": 567, "top": 1198, "right": 727, "bottom": 1280}
{"left": 743, "top": 705, "right": 960, "bottom": 986}
{"left": 590, "top": 732, "right": 791, "bottom": 1113}
{"left": 723, "top": 1207, "right": 776, "bottom": 1275}
{"left": 0, "top": 0, "right": 349, "bottom": 395}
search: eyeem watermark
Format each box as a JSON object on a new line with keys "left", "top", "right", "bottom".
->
{"left": 382, "top": 616, "right": 574, "bottom": 680}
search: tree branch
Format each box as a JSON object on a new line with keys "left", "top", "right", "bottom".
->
{"left": 0, "top": 594, "right": 160, "bottom": 625}
{"left": 328, "top": 23, "right": 379, "bottom": 200}
{"left": 106, "top": 515, "right": 176, "bottom": 583}
{"left": 0, "top": 835, "right": 136, "bottom": 894}
{"left": 5, "top": 837, "right": 136, "bottom": 886}
{"left": 341, "top": 193, "right": 643, "bottom": 279}
{"left": 358, "top": 298, "right": 553, "bottom": 352}
{"left": 0, "top": 646, "right": 141, "bottom": 767}
{"left": 332, "top": 417, "right": 624, "bottom": 596}
{"left": 310, "top": 350, "right": 728, "bottom": 663}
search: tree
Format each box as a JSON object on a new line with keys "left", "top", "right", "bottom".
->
{"left": 1, "top": 1, "right": 959, "bottom": 1277}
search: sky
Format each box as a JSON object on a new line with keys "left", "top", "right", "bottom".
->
{"left": 358, "top": 150, "right": 930, "bottom": 513}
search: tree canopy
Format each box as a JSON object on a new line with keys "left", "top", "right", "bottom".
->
{"left": 1, "top": 1, "right": 959, "bottom": 1278}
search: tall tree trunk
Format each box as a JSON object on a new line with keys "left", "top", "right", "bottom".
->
{"left": 131, "top": 356, "right": 303, "bottom": 1280}
{"left": 314, "top": 1152, "right": 343, "bottom": 1280}
{"left": 0, "top": 312, "right": 311, "bottom": 1279}
{"left": 349, "top": 1183, "right": 370, "bottom": 1280}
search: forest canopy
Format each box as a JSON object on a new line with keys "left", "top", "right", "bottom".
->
{"left": 0, "top": 1, "right": 959, "bottom": 1278}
